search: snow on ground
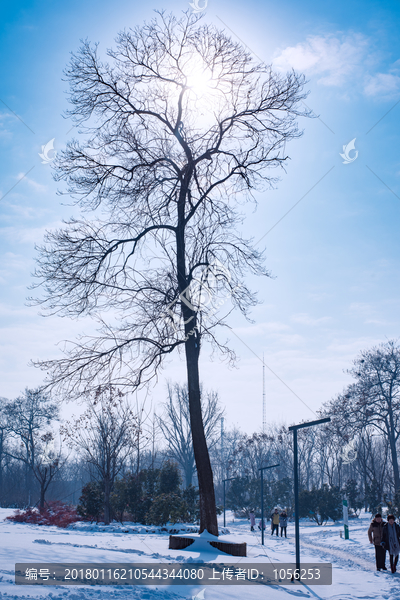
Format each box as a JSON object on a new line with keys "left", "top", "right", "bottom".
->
{"left": 0, "top": 508, "right": 399, "bottom": 600}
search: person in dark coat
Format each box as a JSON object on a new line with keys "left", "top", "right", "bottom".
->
{"left": 381, "top": 515, "right": 400, "bottom": 573}
{"left": 368, "top": 513, "right": 387, "bottom": 571}
{"left": 279, "top": 510, "right": 288, "bottom": 538}
{"left": 270, "top": 508, "right": 279, "bottom": 536}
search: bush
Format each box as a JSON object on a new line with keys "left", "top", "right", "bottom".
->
{"left": 81, "top": 462, "right": 185, "bottom": 526}
{"left": 111, "top": 478, "right": 129, "bottom": 523}
{"left": 299, "top": 485, "right": 341, "bottom": 525}
{"left": 145, "top": 493, "right": 186, "bottom": 526}
{"left": 77, "top": 482, "right": 104, "bottom": 522}
{"left": 384, "top": 489, "right": 400, "bottom": 519}
{"left": 6, "top": 502, "right": 79, "bottom": 528}
{"left": 345, "top": 479, "right": 363, "bottom": 516}
{"left": 365, "top": 479, "right": 382, "bottom": 515}
{"left": 110, "top": 474, "right": 151, "bottom": 524}
{"left": 182, "top": 485, "right": 200, "bottom": 523}
{"left": 109, "top": 462, "right": 183, "bottom": 525}
{"left": 158, "top": 460, "right": 181, "bottom": 495}
{"left": 226, "top": 476, "right": 252, "bottom": 514}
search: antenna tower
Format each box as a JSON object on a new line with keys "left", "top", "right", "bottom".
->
{"left": 221, "top": 417, "right": 225, "bottom": 479}
{"left": 262, "top": 354, "right": 266, "bottom": 433}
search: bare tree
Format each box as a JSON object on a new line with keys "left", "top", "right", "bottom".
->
{"left": 356, "top": 430, "right": 388, "bottom": 507}
{"left": 235, "top": 431, "right": 277, "bottom": 479}
{"left": 31, "top": 12, "right": 308, "bottom": 534}
{"left": 132, "top": 395, "right": 154, "bottom": 476}
{"left": 61, "top": 385, "right": 138, "bottom": 524}
{"left": 0, "top": 399, "right": 9, "bottom": 495}
{"left": 158, "top": 382, "right": 224, "bottom": 487}
{"left": 4, "top": 389, "right": 62, "bottom": 509}
{"left": 322, "top": 340, "right": 400, "bottom": 493}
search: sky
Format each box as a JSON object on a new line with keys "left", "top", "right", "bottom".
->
{"left": 1, "top": 0, "right": 400, "bottom": 434}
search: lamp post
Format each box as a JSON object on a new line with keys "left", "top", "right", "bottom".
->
{"left": 288, "top": 417, "right": 331, "bottom": 575}
{"left": 259, "top": 464, "right": 280, "bottom": 545}
{"left": 223, "top": 477, "right": 236, "bottom": 527}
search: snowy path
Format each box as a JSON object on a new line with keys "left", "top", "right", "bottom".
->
{"left": 1, "top": 509, "right": 399, "bottom": 600}
{"left": 300, "top": 539, "right": 374, "bottom": 571}
{"left": 243, "top": 526, "right": 374, "bottom": 571}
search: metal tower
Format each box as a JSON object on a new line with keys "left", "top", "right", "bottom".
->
{"left": 221, "top": 416, "right": 225, "bottom": 479}
{"left": 262, "top": 354, "right": 266, "bottom": 433}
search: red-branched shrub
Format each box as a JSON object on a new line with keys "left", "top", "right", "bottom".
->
{"left": 6, "top": 501, "right": 80, "bottom": 528}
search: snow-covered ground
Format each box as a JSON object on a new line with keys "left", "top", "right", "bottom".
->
{"left": 1, "top": 508, "right": 399, "bottom": 600}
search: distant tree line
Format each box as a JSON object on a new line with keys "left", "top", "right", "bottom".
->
{"left": 213, "top": 341, "right": 400, "bottom": 523}
{"left": 1, "top": 340, "right": 400, "bottom": 526}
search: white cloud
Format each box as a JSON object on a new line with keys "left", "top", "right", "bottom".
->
{"left": 233, "top": 321, "right": 291, "bottom": 337}
{"left": 364, "top": 72, "right": 400, "bottom": 97}
{"left": 365, "top": 318, "right": 391, "bottom": 325}
{"left": 0, "top": 252, "right": 30, "bottom": 276}
{"left": 16, "top": 173, "right": 47, "bottom": 193}
{"left": 291, "top": 313, "right": 331, "bottom": 326}
{"left": 1, "top": 202, "right": 38, "bottom": 220}
{"left": 1, "top": 220, "right": 64, "bottom": 244}
{"left": 0, "top": 112, "right": 14, "bottom": 139}
{"left": 273, "top": 33, "right": 369, "bottom": 86}
{"left": 307, "top": 292, "right": 330, "bottom": 302}
{"left": 273, "top": 31, "right": 400, "bottom": 100}
{"left": 349, "top": 302, "right": 373, "bottom": 314}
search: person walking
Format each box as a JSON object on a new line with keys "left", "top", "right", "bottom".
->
{"left": 279, "top": 510, "right": 288, "bottom": 538}
{"left": 368, "top": 513, "right": 387, "bottom": 571}
{"left": 271, "top": 508, "right": 279, "bottom": 536}
{"left": 250, "top": 510, "right": 256, "bottom": 532}
{"left": 381, "top": 515, "right": 400, "bottom": 573}
{"left": 258, "top": 518, "right": 265, "bottom": 531}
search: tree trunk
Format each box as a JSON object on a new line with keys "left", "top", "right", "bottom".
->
{"left": 39, "top": 482, "right": 46, "bottom": 511}
{"left": 0, "top": 431, "right": 4, "bottom": 493}
{"left": 176, "top": 169, "right": 218, "bottom": 536}
{"left": 136, "top": 434, "right": 140, "bottom": 477}
{"left": 185, "top": 333, "right": 218, "bottom": 536}
{"left": 363, "top": 449, "right": 368, "bottom": 511}
{"left": 104, "top": 477, "right": 111, "bottom": 525}
{"left": 184, "top": 461, "right": 193, "bottom": 488}
{"left": 388, "top": 420, "right": 400, "bottom": 492}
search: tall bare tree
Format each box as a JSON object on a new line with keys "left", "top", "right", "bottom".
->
{"left": 4, "top": 388, "right": 61, "bottom": 509}
{"left": 0, "top": 399, "right": 9, "bottom": 496}
{"left": 159, "top": 382, "right": 224, "bottom": 487}
{"left": 31, "top": 12, "right": 308, "bottom": 534}
{"left": 321, "top": 340, "right": 400, "bottom": 493}
{"left": 61, "top": 385, "right": 138, "bottom": 524}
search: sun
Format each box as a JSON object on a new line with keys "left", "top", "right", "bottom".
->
{"left": 187, "top": 69, "right": 212, "bottom": 95}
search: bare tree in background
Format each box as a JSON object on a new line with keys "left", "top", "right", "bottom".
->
{"left": 0, "top": 399, "right": 10, "bottom": 496}
{"left": 61, "top": 385, "right": 138, "bottom": 524}
{"left": 31, "top": 12, "right": 309, "bottom": 534}
{"left": 158, "top": 383, "right": 224, "bottom": 487}
{"left": 4, "top": 388, "right": 62, "bottom": 509}
{"left": 322, "top": 340, "right": 400, "bottom": 493}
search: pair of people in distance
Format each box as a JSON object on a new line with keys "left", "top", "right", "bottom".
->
{"left": 368, "top": 513, "right": 400, "bottom": 573}
{"left": 249, "top": 508, "right": 288, "bottom": 537}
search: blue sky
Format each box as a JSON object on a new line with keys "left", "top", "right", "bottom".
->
{"left": 1, "top": 0, "right": 400, "bottom": 432}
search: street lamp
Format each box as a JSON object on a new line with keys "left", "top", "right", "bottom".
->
{"left": 288, "top": 417, "right": 331, "bottom": 575}
{"left": 222, "top": 477, "right": 236, "bottom": 527}
{"left": 259, "top": 464, "right": 280, "bottom": 545}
